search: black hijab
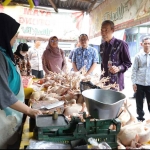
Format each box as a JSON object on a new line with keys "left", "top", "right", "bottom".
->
{"left": 0, "top": 13, "right": 20, "bottom": 63}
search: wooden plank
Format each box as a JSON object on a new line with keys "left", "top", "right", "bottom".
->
{"left": 48, "top": 0, "right": 58, "bottom": 12}
{"left": 76, "top": 0, "right": 92, "bottom": 3}
{"left": 87, "top": 0, "right": 97, "bottom": 13}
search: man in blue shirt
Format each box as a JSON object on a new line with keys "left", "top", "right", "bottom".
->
{"left": 68, "top": 41, "right": 80, "bottom": 71}
{"left": 68, "top": 41, "right": 80, "bottom": 62}
{"left": 72, "top": 34, "right": 99, "bottom": 76}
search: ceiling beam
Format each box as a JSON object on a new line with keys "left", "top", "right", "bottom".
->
{"left": 87, "top": 0, "right": 97, "bottom": 14}
{"left": 48, "top": 0, "right": 58, "bottom": 13}
{"left": 76, "top": 0, "right": 91, "bottom": 3}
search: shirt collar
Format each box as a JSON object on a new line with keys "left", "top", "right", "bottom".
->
{"left": 105, "top": 37, "right": 115, "bottom": 46}
{"left": 80, "top": 46, "right": 89, "bottom": 50}
{"left": 142, "top": 51, "right": 150, "bottom": 55}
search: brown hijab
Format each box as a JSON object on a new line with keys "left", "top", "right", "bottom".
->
{"left": 42, "top": 36, "right": 64, "bottom": 73}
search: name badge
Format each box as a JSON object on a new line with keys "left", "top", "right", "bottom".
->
{"left": 108, "top": 61, "right": 112, "bottom": 68}
{"left": 84, "top": 60, "right": 87, "bottom": 65}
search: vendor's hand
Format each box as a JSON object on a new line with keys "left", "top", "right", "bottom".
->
{"left": 133, "top": 84, "right": 137, "bottom": 92}
{"left": 27, "top": 108, "right": 42, "bottom": 118}
{"left": 109, "top": 66, "right": 120, "bottom": 74}
{"left": 31, "top": 75, "right": 36, "bottom": 79}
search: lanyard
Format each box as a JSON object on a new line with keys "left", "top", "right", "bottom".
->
{"left": 108, "top": 41, "right": 122, "bottom": 62}
{"left": 107, "top": 41, "right": 122, "bottom": 86}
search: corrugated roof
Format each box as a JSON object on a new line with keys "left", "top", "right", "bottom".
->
{"left": 8, "top": 0, "right": 104, "bottom": 13}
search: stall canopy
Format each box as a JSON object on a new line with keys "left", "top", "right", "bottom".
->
{"left": 0, "top": 0, "right": 105, "bottom": 40}
{"left": 6, "top": 0, "right": 104, "bottom": 14}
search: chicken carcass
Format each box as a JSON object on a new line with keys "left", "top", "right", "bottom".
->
{"left": 118, "top": 122, "right": 150, "bottom": 147}
{"left": 63, "top": 100, "right": 82, "bottom": 116}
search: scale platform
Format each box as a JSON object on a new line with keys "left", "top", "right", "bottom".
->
{"left": 36, "top": 114, "right": 69, "bottom": 127}
{"left": 32, "top": 113, "right": 121, "bottom": 149}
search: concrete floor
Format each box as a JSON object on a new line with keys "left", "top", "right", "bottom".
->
{"left": 123, "top": 71, "right": 149, "bottom": 120}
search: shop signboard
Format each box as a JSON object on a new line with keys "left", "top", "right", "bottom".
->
{"left": 0, "top": 5, "right": 84, "bottom": 40}
{"left": 89, "top": 0, "right": 150, "bottom": 38}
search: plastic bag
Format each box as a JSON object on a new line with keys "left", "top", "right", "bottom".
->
{"left": 80, "top": 81, "right": 101, "bottom": 93}
{"left": 26, "top": 139, "right": 71, "bottom": 149}
{"left": 88, "top": 138, "right": 111, "bottom": 149}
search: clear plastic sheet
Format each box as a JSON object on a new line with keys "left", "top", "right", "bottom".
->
{"left": 26, "top": 139, "right": 71, "bottom": 149}
{"left": 88, "top": 138, "right": 111, "bottom": 149}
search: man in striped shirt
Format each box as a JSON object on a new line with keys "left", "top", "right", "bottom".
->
{"left": 131, "top": 36, "right": 150, "bottom": 122}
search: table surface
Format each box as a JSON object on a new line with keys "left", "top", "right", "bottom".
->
{"left": 20, "top": 78, "right": 48, "bottom": 149}
{"left": 19, "top": 112, "right": 150, "bottom": 149}
{"left": 19, "top": 116, "right": 33, "bottom": 149}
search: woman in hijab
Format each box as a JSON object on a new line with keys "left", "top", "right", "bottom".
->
{"left": 0, "top": 13, "right": 42, "bottom": 148}
{"left": 14, "top": 43, "right": 31, "bottom": 76}
{"left": 42, "top": 36, "right": 67, "bottom": 74}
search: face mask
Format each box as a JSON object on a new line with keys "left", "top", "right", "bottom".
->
{"left": 20, "top": 51, "right": 27, "bottom": 56}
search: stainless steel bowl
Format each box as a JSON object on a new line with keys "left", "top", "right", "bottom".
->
{"left": 82, "top": 89, "right": 126, "bottom": 119}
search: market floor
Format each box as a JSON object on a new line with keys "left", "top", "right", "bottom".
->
{"left": 120, "top": 71, "right": 150, "bottom": 120}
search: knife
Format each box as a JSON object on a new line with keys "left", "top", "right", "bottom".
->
{"left": 40, "top": 101, "right": 64, "bottom": 110}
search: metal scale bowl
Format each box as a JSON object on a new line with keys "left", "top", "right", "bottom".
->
{"left": 82, "top": 89, "right": 126, "bottom": 119}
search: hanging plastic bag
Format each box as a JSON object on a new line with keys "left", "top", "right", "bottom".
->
{"left": 26, "top": 139, "right": 71, "bottom": 149}
{"left": 88, "top": 138, "right": 111, "bottom": 149}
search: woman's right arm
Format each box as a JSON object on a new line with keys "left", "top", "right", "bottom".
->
{"left": 10, "top": 100, "right": 42, "bottom": 118}
{"left": 0, "top": 52, "right": 42, "bottom": 117}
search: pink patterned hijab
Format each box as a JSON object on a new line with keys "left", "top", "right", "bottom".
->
{"left": 43, "top": 36, "right": 63, "bottom": 73}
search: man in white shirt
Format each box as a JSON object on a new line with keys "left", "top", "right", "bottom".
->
{"left": 28, "top": 40, "right": 44, "bottom": 78}
{"left": 131, "top": 36, "right": 150, "bottom": 122}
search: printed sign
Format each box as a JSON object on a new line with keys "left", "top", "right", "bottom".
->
{"left": 0, "top": 6, "right": 84, "bottom": 40}
{"left": 89, "top": 0, "right": 150, "bottom": 38}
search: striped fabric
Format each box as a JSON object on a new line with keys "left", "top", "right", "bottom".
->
{"left": 131, "top": 51, "right": 150, "bottom": 86}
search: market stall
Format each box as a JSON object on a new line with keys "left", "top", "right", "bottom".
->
{"left": 1, "top": 0, "right": 150, "bottom": 149}
{"left": 19, "top": 69, "right": 150, "bottom": 149}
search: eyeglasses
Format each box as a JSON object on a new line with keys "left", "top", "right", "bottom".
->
{"left": 80, "top": 38, "right": 88, "bottom": 41}
{"left": 51, "top": 40, "right": 58, "bottom": 43}
{"left": 143, "top": 43, "right": 150, "bottom": 45}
